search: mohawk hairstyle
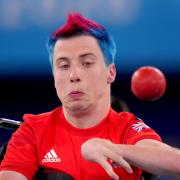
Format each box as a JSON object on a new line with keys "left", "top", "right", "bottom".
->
{"left": 47, "top": 12, "right": 116, "bottom": 66}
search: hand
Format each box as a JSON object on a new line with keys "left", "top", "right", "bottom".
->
{"left": 81, "top": 138, "right": 133, "bottom": 180}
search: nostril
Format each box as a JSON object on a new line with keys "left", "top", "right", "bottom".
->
{"left": 70, "top": 78, "right": 80, "bottom": 83}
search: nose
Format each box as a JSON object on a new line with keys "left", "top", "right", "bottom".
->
{"left": 69, "top": 66, "right": 81, "bottom": 83}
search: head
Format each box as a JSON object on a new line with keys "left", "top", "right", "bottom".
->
{"left": 47, "top": 12, "right": 117, "bottom": 112}
{"left": 47, "top": 12, "right": 116, "bottom": 66}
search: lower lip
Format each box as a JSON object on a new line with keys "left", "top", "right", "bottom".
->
{"left": 69, "top": 92, "right": 84, "bottom": 99}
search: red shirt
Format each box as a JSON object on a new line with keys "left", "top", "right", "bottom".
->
{"left": 0, "top": 107, "right": 161, "bottom": 180}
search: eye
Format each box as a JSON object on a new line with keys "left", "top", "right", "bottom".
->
{"left": 60, "top": 64, "right": 70, "bottom": 70}
{"left": 82, "top": 62, "right": 93, "bottom": 67}
{"left": 55, "top": 58, "right": 70, "bottom": 70}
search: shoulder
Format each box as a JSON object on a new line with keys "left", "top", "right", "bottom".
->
{"left": 22, "top": 107, "right": 62, "bottom": 128}
{"left": 110, "top": 109, "right": 150, "bottom": 131}
{"left": 109, "top": 109, "right": 146, "bottom": 132}
{"left": 110, "top": 109, "right": 136, "bottom": 124}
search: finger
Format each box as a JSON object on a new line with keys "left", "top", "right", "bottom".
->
{"left": 111, "top": 157, "right": 133, "bottom": 174}
{"left": 105, "top": 148, "right": 133, "bottom": 174}
{"left": 98, "top": 158, "right": 119, "bottom": 180}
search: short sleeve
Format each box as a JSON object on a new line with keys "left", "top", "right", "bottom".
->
{"left": 124, "top": 117, "right": 162, "bottom": 145}
{"left": 0, "top": 122, "right": 38, "bottom": 180}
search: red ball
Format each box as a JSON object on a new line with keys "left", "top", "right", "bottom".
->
{"left": 131, "top": 66, "right": 167, "bottom": 101}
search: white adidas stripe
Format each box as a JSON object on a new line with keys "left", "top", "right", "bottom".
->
{"left": 50, "top": 149, "right": 58, "bottom": 158}
{"left": 47, "top": 152, "right": 53, "bottom": 158}
{"left": 42, "top": 149, "right": 61, "bottom": 163}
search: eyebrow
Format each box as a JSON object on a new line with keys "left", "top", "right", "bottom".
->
{"left": 55, "top": 57, "right": 69, "bottom": 63}
{"left": 55, "top": 53, "right": 97, "bottom": 63}
{"left": 79, "top": 53, "right": 97, "bottom": 59}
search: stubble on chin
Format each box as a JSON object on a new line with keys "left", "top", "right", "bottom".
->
{"left": 64, "top": 101, "right": 90, "bottom": 113}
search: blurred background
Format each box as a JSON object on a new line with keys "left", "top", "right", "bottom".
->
{"left": 0, "top": 0, "right": 180, "bottom": 179}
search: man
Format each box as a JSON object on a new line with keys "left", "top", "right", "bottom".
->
{"left": 0, "top": 12, "right": 180, "bottom": 180}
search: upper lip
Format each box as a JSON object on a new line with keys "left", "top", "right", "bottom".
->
{"left": 69, "top": 91, "right": 84, "bottom": 95}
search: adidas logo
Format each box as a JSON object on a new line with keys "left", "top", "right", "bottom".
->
{"left": 42, "top": 149, "right": 61, "bottom": 163}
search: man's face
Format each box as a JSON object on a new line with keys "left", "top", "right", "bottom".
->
{"left": 53, "top": 35, "right": 116, "bottom": 112}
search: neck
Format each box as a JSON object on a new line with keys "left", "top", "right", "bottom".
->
{"left": 63, "top": 94, "right": 111, "bottom": 129}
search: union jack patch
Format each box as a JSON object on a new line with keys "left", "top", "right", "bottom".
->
{"left": 132, "top": 121, "right": 150, "bottom": 132}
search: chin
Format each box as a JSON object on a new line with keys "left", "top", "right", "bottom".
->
{"left": 71, "top": 106, "right": 84, "bottom": 112}
{"left": 66, "top": 102, "right": 89, "bottom": 112}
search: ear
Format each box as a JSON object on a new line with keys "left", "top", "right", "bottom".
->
{"left": 107, "top": 64, "right": 116, "bottom": 84}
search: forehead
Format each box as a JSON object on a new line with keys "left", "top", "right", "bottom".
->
{"left": 53, "top": 35, "right": 102, "bottom": 56}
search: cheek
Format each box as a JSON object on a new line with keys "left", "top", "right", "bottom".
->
{"left": 91, "top": 66, "right": 108, "bottom": 81}
{"left": 54, "top": 74, "right": 65, "bottom": 94}
{"left": 89, "top": 72, "right": 108, "bottom": 93}
{"left": 96, "top": 70, "right": 108, "bottom": 84}
{"left": 88, "top": 73, "right": 105, "bottom": 85}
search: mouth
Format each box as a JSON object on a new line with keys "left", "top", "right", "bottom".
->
{"left": 68, "top": 91, "right": 84, "bottom": 99}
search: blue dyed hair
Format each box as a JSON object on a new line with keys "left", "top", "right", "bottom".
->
{"left": 47, "top": 12, "right": 116, "bottom": 66}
